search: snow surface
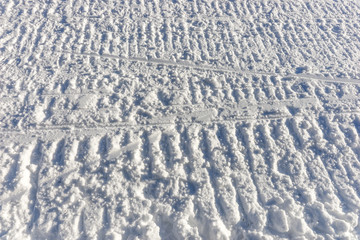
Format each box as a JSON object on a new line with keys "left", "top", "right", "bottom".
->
{"left": 1, "top": 0, "right": 360, "bottom": 239}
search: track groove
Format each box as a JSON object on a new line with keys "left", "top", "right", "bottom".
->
{"left": 57, "top": 50, "right": 360, "bottom": 85}
{"left": 1, "top": 0, "right": 360, "bottom": 239}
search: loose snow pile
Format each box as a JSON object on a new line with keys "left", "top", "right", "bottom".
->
{"left": 1, "top": 0, "right": 360, "bottom": 239}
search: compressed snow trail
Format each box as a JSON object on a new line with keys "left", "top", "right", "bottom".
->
{"left": 1, "top": 0, "right": 360, "bottom": 239}
{"left": 58, "top": 49, "right": 360, "bottom": 86}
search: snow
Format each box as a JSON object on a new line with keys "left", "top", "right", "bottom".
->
{"left": 1, "top": 0, "right": 360, "bottom": 239}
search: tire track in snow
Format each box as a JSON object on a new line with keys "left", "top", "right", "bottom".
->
{"left": 199, "top": 128, "right": 234, "bottom": 232}
{"left": 242, "top": 122, "right": 286, "bottom": 206}
{"left": 234, "top": 122, "right": 266, "bottom": 214}
{"left": 315, "top": 115, "right": 360, "bottom": 209}
{"left": 214, "top": 123, "right": 266, "bottom": 234}
{"left": 27, "top": 140, "right": 44, "bottom": 234}
{"left": 337, "top": 119, "right": 360, "bottom": 196}
{"left": 1, "top": 0, "right": 360, "bottom": 238}
{"left": 267, "top": 119, "right": 317, "bottom": 237}
{"left": 254, "top": 120, "right": 317, "bottom": 236}
{"left": 281, "top": 116, "right": 358, "bottom": 237}
{"left": 140, "top": 128, "right": 186, "bottom": 239}
{"left": 0, "top": 143, "right": 33, "bottom": 237}
{"left": 57, "top": 50, "right": 360, "bottom": 85}
{"left": 182, "top": 125, "right": 230, "bottom": 239}
{"left": 2, "top": 111, "right": 360, "bottom": 146}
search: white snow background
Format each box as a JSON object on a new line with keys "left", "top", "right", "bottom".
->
{"left": 1, "top": 0, "right": 360, "bottom": 239}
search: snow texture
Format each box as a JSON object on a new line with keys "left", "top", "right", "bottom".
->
{"left": 1, "top": 0, "right": 360, "bottom": 239}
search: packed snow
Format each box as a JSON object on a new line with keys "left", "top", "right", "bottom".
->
{"left": 1, "top": 0, "right": 360, "bottom": 239}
